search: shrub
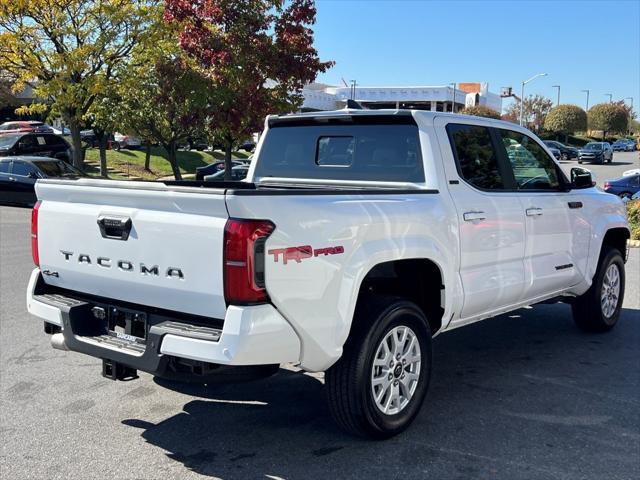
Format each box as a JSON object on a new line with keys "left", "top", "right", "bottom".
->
{"left": 627, "top": 200, "right": 640, "bottom": 240}
{"left": 588, "top": 103, "right": 629, "bottom": 138}
{"left": 544, "top": 105, "right": 587, "bottom": 138}
{"left": 460, "top": 105, "right": 501, "bottom": 119}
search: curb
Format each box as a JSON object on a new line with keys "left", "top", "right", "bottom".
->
{"left": 628, "top": 239, "right": 640, "bottom": 248}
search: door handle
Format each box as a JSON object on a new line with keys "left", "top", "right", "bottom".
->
{"left": 463, "top": 211, "right": 486, "bottom": 221}
{"left": 526, "top": 207, "right": 543, "bottom": 217}
{"left": 8, "top": 177, "right": 16, "bottom": 182}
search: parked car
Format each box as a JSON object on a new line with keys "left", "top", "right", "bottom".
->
{"left": 238, "top": 139, "right": 256, "bottom": 152}
{"left": 113, "top": 133, "right": 142, "bottom": 150}
{"left": 28, "top": 109, "right": 629, "bottom": 439}
{"left": 543, "top": 140, "right": 579, "bottom": 160}
{"left": 623, "top": 139, "right": 637, "bottom": 151}
{"left": 0, "top": 121, "right": 35, "bottom": 134}
{"left": 547, "top": 146, "right": 562, "bottom": 160}
{"left": 204, "top": 164, "right": 250, "bottom": 181}
{"left": 603, "top": 173, "right": 640, "bottom": 199}
{"left": 578, "top": 142, "right": 613, "bottom": 164}
{"left": 0, "top": 133, "right": 72, "bottom": 162}
{"left": 612, "top": 140, "right": 628, "bottom": 152}
{"left": 49, "top": 125, "right": 71, "bottom": 135}
{"left": 195, "top": 160, "right": 243, "bottom": 181}
{"left": 0, "top": 156, "right": 86, "bottom": 207}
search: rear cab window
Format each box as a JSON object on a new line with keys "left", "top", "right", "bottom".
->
{"left": 253, "top": 116, "right": 425, "bottom": 183}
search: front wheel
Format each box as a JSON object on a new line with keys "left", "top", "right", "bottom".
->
{"left": 325, "top": 298, "right": 432, "bottom": 439}
{"left": 572, "top": 247, "right": 625, "bottom": 332}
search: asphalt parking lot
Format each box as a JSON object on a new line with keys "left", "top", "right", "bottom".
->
{"left": 559, "top": 150, "right": 639, "bottom": 186}
{"left": 1, "top": 167, "right": 639, "bottom": 479}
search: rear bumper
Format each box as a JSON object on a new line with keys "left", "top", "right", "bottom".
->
{"left": 26, "top": 269, "right": 301, "bottom": 376}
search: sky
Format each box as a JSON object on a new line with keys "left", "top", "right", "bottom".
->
{"left": 312, "top": 0, "right": 640, "bottom": 113}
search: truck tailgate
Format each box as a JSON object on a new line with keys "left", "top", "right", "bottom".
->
{"left": 35, "top": 179, "right": 229, "bottom": 319}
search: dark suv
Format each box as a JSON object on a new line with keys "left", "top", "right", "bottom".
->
{"left": 0, "top": 133, "right": 72, "bottom": 162}
{"left": 542, "top": 140, "right": 579, "bottom": 160}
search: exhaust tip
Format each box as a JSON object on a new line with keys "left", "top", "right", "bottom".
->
{"left": 51, "top": 332, "right": 68, "bottom": 351}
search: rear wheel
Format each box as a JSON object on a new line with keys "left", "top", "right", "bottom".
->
{"left": 325, "top": 297, "right": 432, "bottom": 439}
{"left": 572, "top": 247, "right": 625, "bottom": 332}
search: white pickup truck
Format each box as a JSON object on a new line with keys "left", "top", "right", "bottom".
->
{"left": 27, "top": 110, "right": 630, "bottom": 438}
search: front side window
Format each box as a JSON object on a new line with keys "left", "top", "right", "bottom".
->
{"left": 498, "top": 129, "right": 560, "bottom": 190}
{"left": 0, "top": 161, "right": 9, "bottom": 173}
{"left": 447, "top": 123, "right": 505, "bottom": 190}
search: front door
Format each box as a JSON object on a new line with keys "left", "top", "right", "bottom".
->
{"left": 435, "top": 118, "right": 527, "bottom": 321}
{"left": 494, "top": 128, "right": 584, "bottom": 299}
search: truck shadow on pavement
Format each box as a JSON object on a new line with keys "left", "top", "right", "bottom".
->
{"left": 122, "top": 305, "right": 640, "bottom": 480}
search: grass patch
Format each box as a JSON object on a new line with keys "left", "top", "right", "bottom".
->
{"left": 84, "top": 146, "right": 251, "bottom": 180}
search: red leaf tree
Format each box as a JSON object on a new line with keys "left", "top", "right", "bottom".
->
{"left": 164, "top": 0, "right": 333, "bottom": 179}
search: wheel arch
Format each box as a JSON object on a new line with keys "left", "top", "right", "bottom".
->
{"left": 348, "top": 258, "right": 446, "bottom": 342}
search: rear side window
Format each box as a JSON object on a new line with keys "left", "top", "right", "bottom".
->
{"left": 447, "top": 124, "right": 505, "bottom": 190}
{"left": 254, "top": 121, "right": 424, "bottom": 183}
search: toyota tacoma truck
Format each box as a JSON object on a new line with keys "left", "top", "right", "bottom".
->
{"left": 27, "top": 109, "right": 630, "bottom": 439}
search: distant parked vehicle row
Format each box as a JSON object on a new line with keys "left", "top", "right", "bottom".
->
{"left": 612, "top": 139, "right": 637, "bottom": 152}
{"left": 0, "top": 156, "right": 86, "bottom": 207}
{"left": 578, "top": 142, "right": 613, "bottom": 164}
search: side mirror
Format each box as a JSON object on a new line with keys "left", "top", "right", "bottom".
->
{"left": 570, "top": 167, "right": 594, "bottom": 189}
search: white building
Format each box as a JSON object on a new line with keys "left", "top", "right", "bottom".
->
{"left": 301, "top": 82, "right": 502, "bottom": 113}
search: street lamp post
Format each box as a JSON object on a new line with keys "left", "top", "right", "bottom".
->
{"left": 552, "top": 85, "right": 560, "bottom": 105}
{"left": 520, "top": 73, "right": 547, "bottom": 126}
{"left": 581, "top": 89, "right": 590, "bottom": 111}
{"left": 450, "top": 83, "right": 456, "bottom": 112}
{"left": 605, "top": 93, "right": 612, "bottom": 103}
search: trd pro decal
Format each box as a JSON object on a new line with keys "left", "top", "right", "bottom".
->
{"left": 268, "top": 245, "right": 344, "bottom": 265}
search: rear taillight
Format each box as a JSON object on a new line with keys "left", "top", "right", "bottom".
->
{"left": 31, "top": 201, "right": 41, "bottom": 266}
{"left": 604, "top": 182, "right": 610, "bottom": 190}
{"left": 223, "top": 218, "right": 275, "bottom": 304}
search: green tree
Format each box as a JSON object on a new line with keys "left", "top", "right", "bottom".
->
{"left": 0, "top": 0, "right": 158, "bottom": 169}
{"left": 588, "top": 103, "right": 629, "bottom": 139}
{"left": 165, "top": 0, "right": 333, "bottom": 179}
{"left": 460, "top": 105, "right": 501, "bottom": 119}
{"left": 544, "top": 104, "right": 587, "bottom": 142}
{"left": 504, "top": 94, "right": 553, "bottom": 130}
{"left": 114, "top": 23, "right": 208, "bottom": 180}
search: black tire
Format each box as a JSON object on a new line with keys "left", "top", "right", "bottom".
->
{"left": 325, "top": 297, "right": 432, "bottom": 439}
{"left": 578, "top": 160, "right": 583, "bottom": 164}
{"left": 572, "top": 246, "right": 625, "bottom": 332}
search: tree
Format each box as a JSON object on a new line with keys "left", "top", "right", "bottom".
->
{"left": 459, "top": 105, "right": 501, "bottom": 119}
{"left": 543, "top": 104, "right": 587, "bottom": 141}
{"left": 114, "top": 22, "right": 208, "bottom": 180}
{"left": 165, "top": 0, "right": 333, "bottom": 179}
{"left": 504, "top": 94, "right": 553, "bottom": 130}
{"left": 588, "top": 103, "right": 629, "bottom": 139}
{"left": 0, "top": 0, "right": 158, "bottom": 169}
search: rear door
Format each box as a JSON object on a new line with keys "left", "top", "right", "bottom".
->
{"left": 434, "top": 117, "right": 527, "bottom": 321}
{"left": 35, "top": 180, "right": 230, "bottom": 319}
